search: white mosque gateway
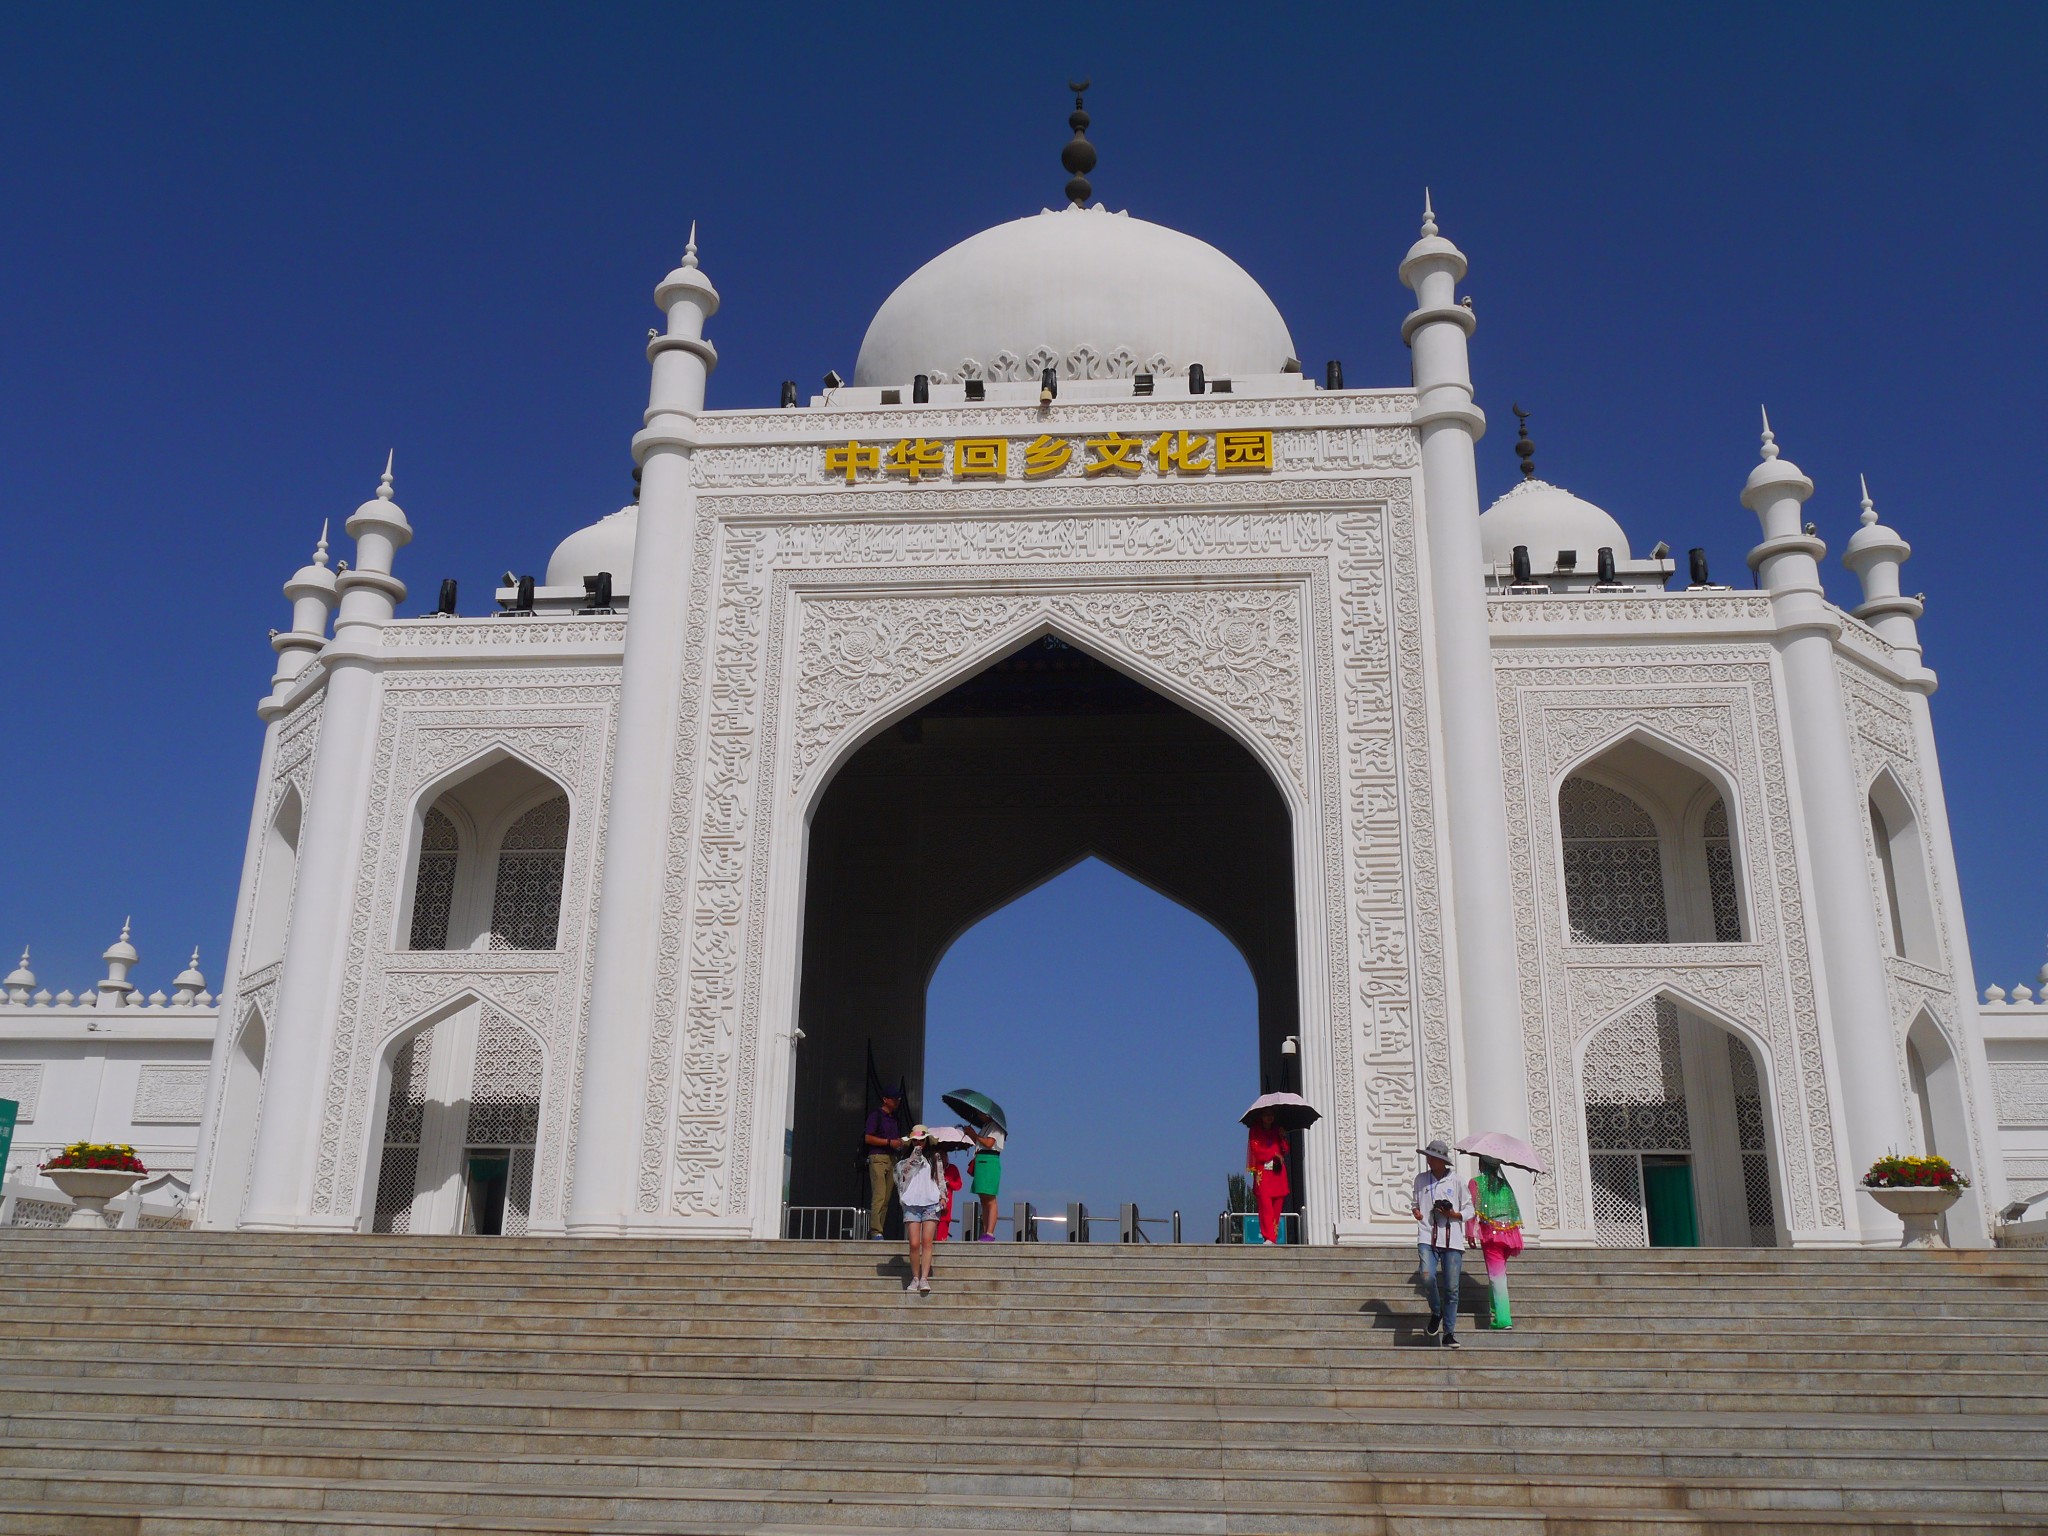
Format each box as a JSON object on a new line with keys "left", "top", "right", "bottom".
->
{"left": 5, "top": 127, "right": 2046, "bottom": 1247}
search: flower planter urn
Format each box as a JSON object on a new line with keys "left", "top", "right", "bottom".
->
{"left": 45, "top": 1168, "right": 145, "bottom": 1230}
{"left": 1863, "top": 1184, "right": 1962, "bottom": 1249}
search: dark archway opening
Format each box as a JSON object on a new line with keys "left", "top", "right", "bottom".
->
{"left": 789, "top": 636, "right": 1299, "bottom": 1230}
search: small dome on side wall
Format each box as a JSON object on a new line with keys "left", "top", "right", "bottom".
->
{"left": 546, "top": 505, "right": 637, "bottom": 591}
{"left": 1478, "top": 479, "right": 1632, "bottom": 569}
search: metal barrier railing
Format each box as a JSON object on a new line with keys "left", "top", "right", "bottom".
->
{"left": 1217, "top": 1209, "right": 1300, "bottom": 1244}
{"left": 782, "top": 1205, "right": 866, "bottom": 1240}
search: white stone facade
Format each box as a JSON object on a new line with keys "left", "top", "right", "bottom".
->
{"left": 17, "top": 194, "right": 1995, "bottom": 1247}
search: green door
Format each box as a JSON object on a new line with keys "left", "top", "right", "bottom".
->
{"left": 465, "top": 1153, "right": 511, "bottom": 1236}
{"left": 1642, "top": 1155, "right": 1698, "bottom": 1247}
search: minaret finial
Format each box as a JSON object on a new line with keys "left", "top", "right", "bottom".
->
{"left": 1759, "top": 405, "right": 1779, "bottom": 462}
{"left": 1511, "top": 402, "right": 1535, "bottom": 481}
{"left": 1061, "top": 79, "right": 1096, "bottom": 207}
{"left": 682, "top": 221, "right": 699, "bottom": 269}
{"left": 312, "top": 518, "right": 331, "bottom": 568}
{"left": 1421, "top": 188, "right": 1438, "bottom": 238}
{"left": 378, "top": 449, "right": 395, "bottom": 499}
{"left": 1859, "top": 472, "right": 1878, "bottom": 527}
{"left": 120, "top": 915, "right": 131, "bottom": 942}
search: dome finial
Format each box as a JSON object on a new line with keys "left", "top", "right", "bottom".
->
{"left": 312, "top": 518, "right": 331, "bottom": 568}
{"left": 377, "top": 449, "right": 395, "bottom": 499}
{"left": 1511, "top": 402, "right": 1536, "bottom": 481}
{"left": 682, "top": 220, "right": 699, "bottom": 270}
{"left": 1061, "top": 79, "right": 1096, "bottom": 207}
{"left": 1421, "top": 188, "right": 1438, "bottom": 239}
{"left": 1758, "top": 405, "right": 1779, "bottom": 462}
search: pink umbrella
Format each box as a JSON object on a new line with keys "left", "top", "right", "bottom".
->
{"left": 1455, "top": 1131, "right": 1547, "bottom": 1174}
{"left": 925, "top": 1126, "right": 976, "bottom": 1148}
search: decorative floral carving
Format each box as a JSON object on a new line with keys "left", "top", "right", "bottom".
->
{"left": 1496, "top": 652, "right": 1844, "bottom": 1237}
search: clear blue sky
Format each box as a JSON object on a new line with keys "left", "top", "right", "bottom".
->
{"left": 5, "top": 8, "right": 2045, "bottom": 1213}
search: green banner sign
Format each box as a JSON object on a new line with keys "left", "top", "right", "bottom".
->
{"left": 0, "top": 1098, "right": 17, "bottom": 1187}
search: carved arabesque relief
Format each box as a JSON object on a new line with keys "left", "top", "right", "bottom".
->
{"left": 309, "top": 671, "right": 617, "bottom": 1228}
{"left": 641, "top": 478, "right": 1450, "bottom": 1229}
{"left": 1495, "top": 653, "right": 1844, "bottom": 1236}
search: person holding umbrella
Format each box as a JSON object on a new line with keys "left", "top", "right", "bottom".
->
{"left": 1239, "top": 1092, "right": 1318, "bottom": 1244}
{"left": 942, "top": 1089, "right": 1008, "bottom": 1241}
{"left": 1454, "top": 1131, "right": 1543, "bottom": 1332}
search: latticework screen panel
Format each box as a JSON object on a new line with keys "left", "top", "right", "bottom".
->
{"left": 372, "top": 1027, "right": 434, "bottom": 1234}
{"left": 1589, "top": 1153, "right": 1648, "bottom": 1247}
{"left": 1727, "top": 1033, "right": 1778, "bottom": 1245}
{"left": 1584, "top": 998, "right": 1690, "bottom": 1151}
{"left": 465, "top": 1014, "right": 542, "bottom": 1148}
{"left": 408, "top": 807, "right": 459, "bottom": 951}
{"left": 1702, "top": 799, "right": 1743, "bottom": 942}
{"left": 1560, "top": 777, "right": 1670, "bottom": 944}
{"left": 489, "top": 797, "right": 568, "bottom": 951}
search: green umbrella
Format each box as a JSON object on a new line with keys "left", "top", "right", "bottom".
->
{"left": 941, "top": 1088, "right": 1008, "bottom": 1135}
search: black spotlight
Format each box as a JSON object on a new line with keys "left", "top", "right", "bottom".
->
{"left": 436, "top": 578, "right": 458, "bottom": 616}
{"left": 1689, "top": 547, "right": 1711, "bottom": 587}
{"left": 913, "top": 374, "right": 930, "bottom": 404}
{"left": 1187, "top": 363, "right": 1206, "bottom": 395}
{"left": 1325, "top": 360, "right": 1344, "bottom": 390}
{"left": 822, "top": 369, "right": 844, "bottom": 390}
{"left": 1133, "top": 372, "right": 1154, "bottom": 396}
{"left": 1596, "top": 546, "right": 1618, "bottom": 585}
{"left": 964, "top": 378, "right": 985, "bottom": 402}
{"left": 1511, "top": 545, "right": 1533, "bottom": 585}
{"left": 1039, "top": 367, "right": 1058, "bottom": 403}
{"left": 582, "top": 571, "right": 614, "bottom": 613}
{"left": 1555, "top": 549, "right": 1578, "bottom": 573}
{"left": 779, "top": 380, "right": 798, "bottom": 408}
{"left": 514, "top": 575, "right": 536, "bottom": 613}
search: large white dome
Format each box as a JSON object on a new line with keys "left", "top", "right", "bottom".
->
{"left": 1478, "top": 479, "right": 1632, "bottom": 569}
{"left": 853, "top": 205, "right": 1296, "bottom": 386}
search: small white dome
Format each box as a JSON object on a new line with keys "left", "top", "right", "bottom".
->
{"left": 546, "top": 505, "right": 637, "bottom": 591}
{"left": 853, "top": 205, "right": 1296, "bottom": 386}
{"left": 1478, "top": 479, "right": 1632, "bottom": 569}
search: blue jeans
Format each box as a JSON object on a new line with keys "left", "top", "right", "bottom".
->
{"left": 1419, "top": 1244, "right": 1462, "bottom": 1333}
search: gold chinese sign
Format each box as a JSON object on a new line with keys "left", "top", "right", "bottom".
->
{"left": 824, "top": 429, "right": 1275, "bottom": 485}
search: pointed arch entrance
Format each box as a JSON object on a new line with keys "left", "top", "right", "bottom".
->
{"left": 786, "top": 636, "right": 1299, "bottom": 1231}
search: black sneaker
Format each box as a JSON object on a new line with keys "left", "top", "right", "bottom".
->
{"left": 1442, "top": 1334, "right": 1461, "bottom": 1350}
{"left": 1425, "top": 1314, "right": 1441, "bottom": 1338}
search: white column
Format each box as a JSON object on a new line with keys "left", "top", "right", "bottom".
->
{"left": 242, "top": 466, "right": 410, "bottom": 1230}
{"left": 1743, "top": 421, "right": 1909, "bottom": 1241}
{"left": 566, "top": 236, "right": 719, "bottom": 1234}
{"left": 1399, "top": 199, "right": 1530, "bottom": 1148}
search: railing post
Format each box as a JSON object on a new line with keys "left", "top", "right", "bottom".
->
{"left": 1067, "top": 1201, "right": 1086, "bottom": 1243}
{"left": 1013, "top": 1199, "right": 1034, "bottom": 1242}
{"left": 1171, "top": 1209, "right": 1181, "bottom": 1244}
{"left": 1120, "top": 1202, "right": 1139, "bottom": 1243}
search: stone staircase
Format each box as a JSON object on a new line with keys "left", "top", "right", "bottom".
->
{"left": 1, "top": 1232, "right": 2044, "bottom": 1535}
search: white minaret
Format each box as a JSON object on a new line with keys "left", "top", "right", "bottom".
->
{"left": 97, "top": 918, "right": 138, "bottom": 1007}
{"left": 266, "top": 522, "right": 340, "bottom": 704}
{"left": 1842, "top": 477, "right": 1923, "bottom": 664}
{"left": 567, "top": 231, "right": 720, "bottom": 1234}
{"left": 1399, "top": 194, "right": 1531, "bottom": 1153}
{"left": 242, "top": 459, "right": 411, "bottom": 1231}
{"left": 3, "top": 949, "right": 32, "bottom": 1004}
{"left": 1742, "top": 416, "right": 1909, "bottom": 1240}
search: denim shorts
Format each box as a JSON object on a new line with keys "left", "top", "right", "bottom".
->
{"left": 902, "top": 1202, "right": 942, "bottom": 1224}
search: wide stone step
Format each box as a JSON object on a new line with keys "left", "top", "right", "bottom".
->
{"left": 2, "top": 1457, "right": 2043, "bottom": 1532}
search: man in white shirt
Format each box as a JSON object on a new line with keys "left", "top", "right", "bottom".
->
{"left": 1411, "top": 1139, "right": 1474, "bottom": 1349}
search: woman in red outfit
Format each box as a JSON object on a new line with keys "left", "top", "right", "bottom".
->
{"left": 1245, "top": 1108, "right": 1291, "bottom": 1244}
